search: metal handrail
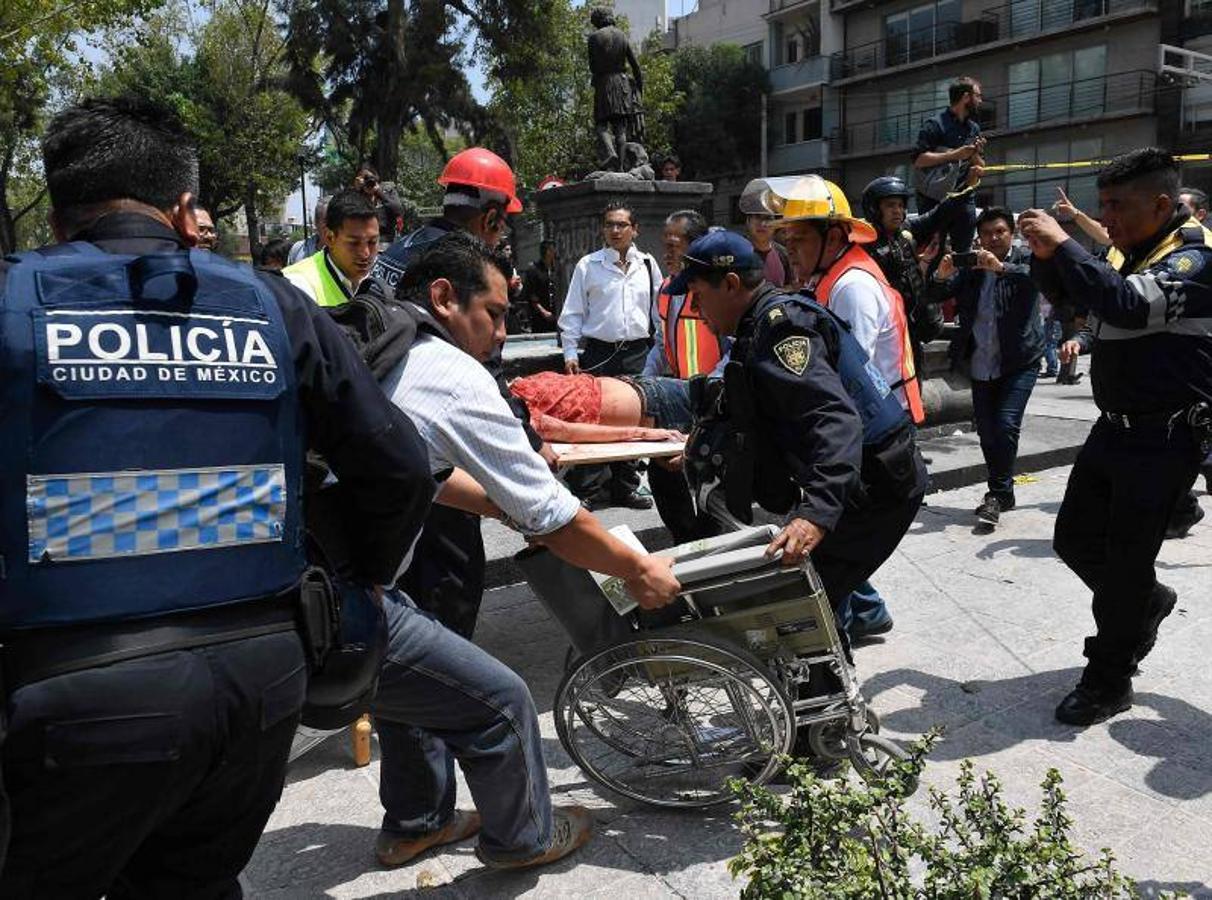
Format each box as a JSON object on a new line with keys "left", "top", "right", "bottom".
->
{"left": 830, "top": 0, "right": 1156, "bottom": 81}
{"left": 829, "top": 70, "right": 1156, "bottom": 159}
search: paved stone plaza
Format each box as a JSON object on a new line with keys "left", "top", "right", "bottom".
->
{"left": 246, "top": 377, "right": 1212, "bottom": 898}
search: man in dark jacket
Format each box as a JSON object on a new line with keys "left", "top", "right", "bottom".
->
{"left": 930, "top": 207, "right": 1044, "bottom": 528}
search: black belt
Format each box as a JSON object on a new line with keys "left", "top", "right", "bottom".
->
{"left": 1102, "top": 409, "right": 1188, "bottom": 430}
{"left": 1, "top": 593, "right": 299, "bottom": 692}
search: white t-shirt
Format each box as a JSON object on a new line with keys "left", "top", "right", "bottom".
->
{"left": 826, "top": 267, "right": 906, "bottom": 410}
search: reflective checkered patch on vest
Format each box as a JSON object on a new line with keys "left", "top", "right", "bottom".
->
{"left": 27, "top": 465, "right": 286, "bottom": 563}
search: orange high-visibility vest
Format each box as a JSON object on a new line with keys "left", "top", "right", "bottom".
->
{"left": 657, "top": 279, "right": 723, "bottom": 378}
{"left": 815, "top": 245, "right": 925, "bottom": 424}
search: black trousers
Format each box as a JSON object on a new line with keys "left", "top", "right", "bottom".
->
{"left": 566, "top": 337, "right": 651, "bottom": 500}
{"left": 1053, "top": 418, "right": 1201, "bottom": 689}
{"left": 0, "top": 630, "right": 306, "bottom": 899}
{"left": 648, "top": 463, "right": 721, "bottom": 545}
{"left": 397, "top": 505, "right": 486, "bottom": 640}
{"left": 916, "top": 190, "right": 977, "bottom": 254}
{"left": 813, "top": 451, "right": 928, "bottom": 614}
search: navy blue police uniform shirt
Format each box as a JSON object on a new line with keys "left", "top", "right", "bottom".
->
{"left": 0, "top": 212, "right": 436, "bottom": 586}
{"left": 1031, "top": 212, "right": 1212, "bottom": 415}
{"left": 913, "top": 108, "right": 980, "bottom": 163}
{"left": 733, "top": 284, "right": 865, "bottom": 532}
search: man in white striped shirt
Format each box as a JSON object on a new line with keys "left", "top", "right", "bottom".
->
{"left": 370, "top": 233, "right": 680, "bottom": 873}
{"left": 558, "top": 200, "right": 663, "bottom": 509}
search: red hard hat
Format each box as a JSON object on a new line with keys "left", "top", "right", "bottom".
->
{"left": 438, "top": 147, "right": 523, "bottom": 213}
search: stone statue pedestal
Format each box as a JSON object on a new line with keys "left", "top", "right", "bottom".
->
{"left": 534, "top": 178, "right": 714, "bottom": 295}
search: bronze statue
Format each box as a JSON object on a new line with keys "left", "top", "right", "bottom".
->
{"left": 587, "top": 8, "right": 645, "bottom": 172}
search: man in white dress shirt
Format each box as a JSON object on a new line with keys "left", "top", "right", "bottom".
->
{"left": 558, "top": 201, "right": 663, "bottom": 509}
{"left": 370, "top": 232, "right": 680, "bottom": 873}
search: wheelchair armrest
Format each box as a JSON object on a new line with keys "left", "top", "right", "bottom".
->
{"left": 670, "top": 544, "right": 786, "bottom": 587}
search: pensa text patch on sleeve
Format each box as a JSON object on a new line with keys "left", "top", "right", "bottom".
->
{"left": 33, "top": 307, "right": 287, "bottom": 401}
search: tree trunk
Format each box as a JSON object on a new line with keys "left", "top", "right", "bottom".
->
{"left": 244, "top": 182, "right": 261, "bottom": 262}
{"left": 0, "top": 145, "right": 17, "bottom": 255}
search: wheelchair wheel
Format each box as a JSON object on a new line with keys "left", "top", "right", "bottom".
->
{"left": 848, "top": 732, "right": 918, "bottom": 795}
{"left": 803, "top": 707, "right": 880, "bottom": 762}
{"left": 555, "top": 634, "right": 795, "bottom": 808}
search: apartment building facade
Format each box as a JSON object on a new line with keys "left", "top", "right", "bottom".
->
{"left": 668, "top": 1, "right": 1207, "bottom": 218}
{"left": 827, "top": 1, "right": 1167, "bottom": 213}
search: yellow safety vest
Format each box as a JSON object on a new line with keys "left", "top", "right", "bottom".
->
{"left": 282, "top": 250, "right": 351, "bottom": 308}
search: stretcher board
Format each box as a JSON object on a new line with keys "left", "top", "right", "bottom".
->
{"left": 551, "top": 439, "right": 686, "bottom": 467}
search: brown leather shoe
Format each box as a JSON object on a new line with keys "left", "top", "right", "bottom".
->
{"left": 375, "top": 809, "right": 482, "bottom": 867}
{"left": 474, "top": 805, "right": 593, "bottom": 870}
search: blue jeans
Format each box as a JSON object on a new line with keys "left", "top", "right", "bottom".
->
{"left": 1041, "top": 318, "right": 1062, "bottom": 375}
{"left": 971, "top": 366, "right": 1038, "bottom": 502}
{"left": 626, "top": 376, "right": 693, "bottom": 431}
{"left": 836, "top": 580, "right": 890, "bottom": 634}
{"left": 373, "top": 591, "right": 552, "bottom": 862}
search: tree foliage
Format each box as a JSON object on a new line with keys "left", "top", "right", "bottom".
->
{"left": 486, "top": 2, "right": 683, "bottom": 189}
{"left": 670, "top": 44, "right": 769, "bottom": 181}
{"left": 280, "top": 0, "right": 560, "bottom": 185}
{"left": 95, "top": 0, "right": 311, "bottom": 253}
{"left": 729, "top": 732, "right": 1172, "bottom": 899}
{"left": 0, "top": 0, "right": 164, "bottom": 252}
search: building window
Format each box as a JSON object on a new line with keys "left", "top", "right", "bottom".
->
{"left": 884, "top": 1, "right": 961, "bottom": 67}
{"left": 803, "top": 106, "right": 823, "bottom": 141}
{"left": 1002, "top": 138, "right": 1102, "bottom": 212}
{"left": 880, "top": 78, "right": 949, "bottom": 148}
{"left": 1010, "top": 0, "right": 1112, "bottom": 39}
{"left": 743, "top": 41, "right": 763, "bottom": 66}
{"left": 787, "top": 35, "right": 800, "bottom": 64}
{"left": 1007, "top": 46, "right": 1106, "bottom": 129}
{"left": 785, "top": 112, "right": 798, "bottom": 145}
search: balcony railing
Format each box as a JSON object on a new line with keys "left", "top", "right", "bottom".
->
{"left": 769, "top": 56, "right": 831, "bottom": 93}
{"left": 829, "top": 70, "right": 1155, "bottom": 159}
{"left": 830, "top": 0, "right": 1157, "bottom": 82}
{"left": 767, "top": 139, "right": 830, "bottom": 175}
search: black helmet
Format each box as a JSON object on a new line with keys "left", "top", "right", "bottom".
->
{"left": 861, "top": 176, "right": 911, "bottom": 226}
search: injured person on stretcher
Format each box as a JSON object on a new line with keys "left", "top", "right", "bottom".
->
{"left": 507, "top": 372, "right": 693, "bottom": 443}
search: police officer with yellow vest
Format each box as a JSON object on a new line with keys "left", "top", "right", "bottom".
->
{"left": 1022, "top": 148, "right": 1212, "bottom": 726}
{"left": 0, "top": 97, "right": 434, "bottom": 896}
{"left": 284, "top": 189, "right": 383, "bottom": 307}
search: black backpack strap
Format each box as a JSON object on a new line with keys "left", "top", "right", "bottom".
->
{"left": 643, "top": 255, "right": 657, "bottom": 341}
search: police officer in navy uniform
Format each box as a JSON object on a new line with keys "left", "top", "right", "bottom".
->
{"left": 0, "top": 97, "right": 434, "bottom": 896}
{"left": 674, "top": 231, "right": 928, "bottom": 626}
{"left": 1021, "top": 148, "right": 1212, "bottom": 726}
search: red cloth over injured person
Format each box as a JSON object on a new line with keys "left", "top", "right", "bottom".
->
{"left": 508, "top": 372, "right": 685, "bottom": 444}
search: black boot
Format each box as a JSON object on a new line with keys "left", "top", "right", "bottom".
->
{"left": 1055, "top": 681, "right": 1133, "bottom": 726}
{"left": 1133, "top": 582, "right": 1178, "bottom": 666}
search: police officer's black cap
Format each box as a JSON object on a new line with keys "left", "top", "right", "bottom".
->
{"left": 669, "top": 230, "right": 763, "bottom": 294}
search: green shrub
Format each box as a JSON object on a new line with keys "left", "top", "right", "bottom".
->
{"left": 728, "top": 730, "right": 1180, "bottom": 899}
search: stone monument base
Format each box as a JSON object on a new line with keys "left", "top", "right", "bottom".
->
{"left": 534, "top": 178, "right": 714, "bottom": 292}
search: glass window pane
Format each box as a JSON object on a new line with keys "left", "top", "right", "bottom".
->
{"left": 935, "top": 0, "right": 961, "bottom": 53}
{"left": 1039, "top": 52, "right": 1073, "bottom": 121}
{"left": 1010, "top": 0, "right": 1041, "bottom": 38}
{"left": 1007, "top": 60, "right": 1040, "bottom": 128}
{"left": 882, "top": 89, "right": 909, "bottom": 146}
{"left": 909, "top": 6, "right": 934, "bottom": 62}
{"left": 1073, "top": 45, "right": 1107, "bottom": 116}
{"left": 785, "top": 112, "right": 798, "bottom": 144}
{"left": 885, "top": 13, "right": 908, "bottom": 67}
{"left": 1041, "top": 0, "right": 1073, "bottom": 31}
{"left": 804, "top": 106, "right": 823, "bottom": 140}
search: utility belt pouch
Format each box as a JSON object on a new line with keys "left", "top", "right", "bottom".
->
{"left": 863, "top": 426, "right": 919, "bottom": 501}
{"left": 297, "top": 566, "right": 339, "bottom": 671}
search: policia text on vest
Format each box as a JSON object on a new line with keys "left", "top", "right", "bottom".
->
{"left": 41, "top": 309, "right": 281, "bottom": 388}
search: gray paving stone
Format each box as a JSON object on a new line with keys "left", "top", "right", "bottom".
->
{"left": 246, "top": 369, "right": 1212, "bottom": 895}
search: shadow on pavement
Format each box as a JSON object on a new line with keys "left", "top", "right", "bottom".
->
{"left": 975, "top": 537, "right": 1056, "bottom": 560}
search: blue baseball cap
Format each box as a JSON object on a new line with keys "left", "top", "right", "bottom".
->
{"left": 668, "top": 230, "right": 764, "bottom": 294}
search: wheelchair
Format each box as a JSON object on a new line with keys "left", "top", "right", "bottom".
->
{"left": 517, "top": 522, "right": 913, "bottom": 810}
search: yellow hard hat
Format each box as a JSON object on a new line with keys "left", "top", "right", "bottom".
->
{"left": 740, "top": 175, "right": 877, "bottom": 244}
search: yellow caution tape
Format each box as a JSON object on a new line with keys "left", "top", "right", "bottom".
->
{"left": 979, "top": 153, "right": 1212, "bottom": 174}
